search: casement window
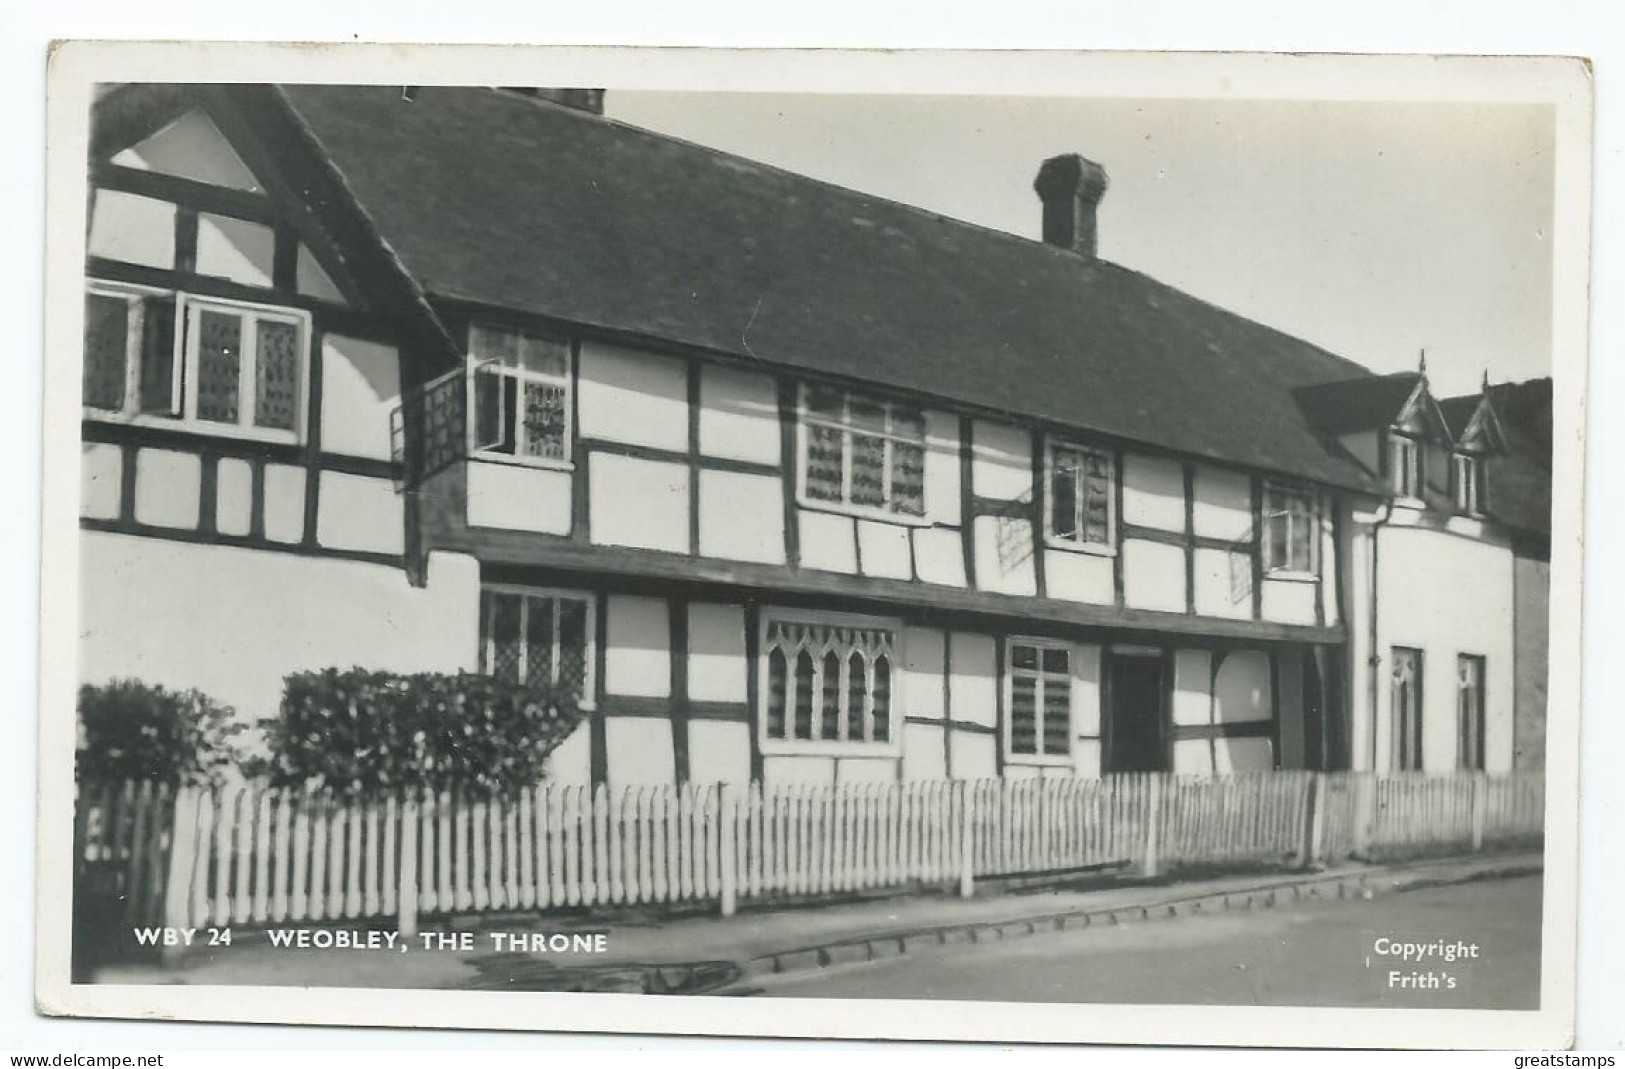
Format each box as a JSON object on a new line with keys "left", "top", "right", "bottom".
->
{"left": 479, "top": 586, "right": 595, "bottom": 708}
{"left": 1045, "top": 441, "right": 1115, "bottom": 552}
{"left": 759, "top": 613, "right": 900, "bottom": 753}
{"left": 1390, "top": 646, "right": 1424, "bottom": 772}
{"left": 798, "top": 385, "right": 926, "bottom": 521}
{"left": 1457, "top": 654, "right": 1486, "bottom": 772}
{"left": 84, "top": 283, "right": 308, "bottom": 443}
{"left": 1389, "top": 432, "right": 1423, "bottom": 500}
{"left": 467, "top": 322, "right": 572, "bottom": 466}
{"left": 1261, "top": 483, "right": 1318, "bottom": 576}
{"left": 1005, "top": 639, "right": 1074, "bottom": 763}
{"left": 1453, "top": 453, "right": 1486, "bottom": 516}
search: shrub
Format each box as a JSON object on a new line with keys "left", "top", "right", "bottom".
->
{"left": 76, "top": 680, "right": 246, "bottom": 786}
{"left": 257, "top": 668, "right": 587, "bottom": 797}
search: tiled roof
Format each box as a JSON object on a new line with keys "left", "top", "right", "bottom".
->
{"left": 276, "top": 85, "right": 1393, "bottom": 490}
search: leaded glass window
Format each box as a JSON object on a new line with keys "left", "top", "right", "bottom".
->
{"left": 83, "top": 292, "right": 129, "bottom": 411}
{"left": 798, "top": 386, "right": 927, "bottom": 518}
{"left": 1007, "top": 640, "right": 1073, "bottom": 760}
{"left": 760, "top": 616, "right": 900, "bottom": 748}
{"left": 1457, "top": 654, "right": 1486, "bottom": 771}
{"left": 468, "top": 322, "right": 572, "bottom": 464}
{"left": 479, "top": 587, "right": 595, "bottom": 706}
{"left": 1047, "top": 441, "right": 1115, "bottom": 549}
{"left": 82, "top": 284, "right": 182, "bottom": 420}
{"left": 1391, "top": 646, "right": 1423, "bottom": 772}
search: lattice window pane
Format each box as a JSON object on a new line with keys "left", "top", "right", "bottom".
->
{"left": 485, "top": 592, "right": 523, "bottom": 683}
{"left": 793, "top": 652, "right": 815, "bottom": 740}
{"left": 766, "top": 649, "right": 788, "bottom": 740}
{"left": 525, "top": 597, "right": 555, "bottom": 689}
{"left": 820, "top": 651, "right": 842, "bottom": 741}
{"left": 137, "top": 298, "right": 177, "bottom": 415}
{"left": 846, "top": 652, "right": 867, "bottom": 742}
{"left": 1083, "top": 453, "right": 1113, "bottom": 542}
{"left": 872, "top": 657, "right": 891, "bottom": 743}
{"left": 1010, "top": 674, "right": 1038, "bottom": 755}
{"left": 556, "top": 598, "right": 589, "bottom": 700}
{"left": 890, "top": 440, "right": 926, "bottom": 516}
{"left": 804, "top": 424, "right": 845, "bottom": 502}
{"left": 521, "top": 380, "right": 568, "bottom": 459}
{"left": 254, "top": 319, "right": 300, "bottom": 431}
{"left": 83, "top": 293, "right": 128, "bottom": 411}
{"left": 471, "top": 365, "right": 512, "bottom": 453}
{"left": 888, "top": 406, "right": 925, "bottom": 440}
{"left": 849, "top": 432, "right": 887, "bottom": 507}
{"left": 1043, "top": 681, "right": 1071, "bottom": 756}
{"left": 195, "top": 309, "right": 243, "bottom": 423}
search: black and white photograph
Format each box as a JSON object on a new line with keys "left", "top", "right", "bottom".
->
{"left": 33, "top": 43, "right": 1591, "bottom": 1048}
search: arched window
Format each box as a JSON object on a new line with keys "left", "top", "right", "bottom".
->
{"left": 872, "top": 656, "right": 892, "bottom": 743}
{"left": 793, "top": 650, "right": 815, "bottom": 741}
{"left": 759, "top": 615, "right": 901, "bottom": 749}
{"left": 846, "top": 651, "right": 868, "bottom": 741}
{"left": 821, "top": 651, "right": 843, "bottom": 741}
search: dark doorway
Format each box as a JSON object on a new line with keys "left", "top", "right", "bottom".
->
{"left": 1106, "top": 652, "right": 1166, "bottom": 772}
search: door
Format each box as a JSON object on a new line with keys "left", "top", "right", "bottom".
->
{"left": 1106, "top": 652, "right": 1167, "bottom": 772}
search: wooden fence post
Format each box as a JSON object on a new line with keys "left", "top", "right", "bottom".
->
{"left": 1352, "top": 772, "right": 1376, "bottom": 859}
{"left": 1469, "top": 772, "right": 1487, "bottom": 853}
{"left": 397, "top": 791, "right": 419, "bottom": 940}
{"left": 1142, "top": 774, "right": 1163, "bottom": 879}
{"left": 1300, "top": 773, "right": 1326, "bottom": 870}
{"left": 958, "top": 779, "right": 974, "bottom": 898}
{"left": 159, "top": 786, "right": 199, "bottom": 967}
{"left": 718, "top": 782, "right": 738, "bottom": 917}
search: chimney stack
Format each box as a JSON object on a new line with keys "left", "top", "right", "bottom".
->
{"left": 1034, "top": 154, "right": 1109, "bottom": 257}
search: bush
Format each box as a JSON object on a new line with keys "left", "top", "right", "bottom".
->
{"left": 257, "top": 668, "right": 588, "bottom": 797}
{"left": 76, "top": 680, "right": 246, "bottom": 786}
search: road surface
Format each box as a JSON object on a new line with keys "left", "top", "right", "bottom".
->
{"left": 736, "top": 874, "right": 1542, "bottom": 1009}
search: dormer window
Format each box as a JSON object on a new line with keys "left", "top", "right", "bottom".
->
{"left": 467, "top": 322, "right": 572, "bottom": 466}
{"left": 1389, "top": 432, "right": 1423, "bottom": 500}
{"left": 1453, "top": 453, "right": 1486, "bottom": 516}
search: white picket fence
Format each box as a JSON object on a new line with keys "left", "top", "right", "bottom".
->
{"left": 74, "top": 771, "right": 1544, "bottom": 942}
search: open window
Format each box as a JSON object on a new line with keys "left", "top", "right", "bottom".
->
{"left": 1261, "top": 482, "right": 1319, "bottom": 577}
{"left": 1045, "top": 440, "right": 1116, "bottom": 553}
{"left": 466, "top": 322, "right": 572, "bottom": 466}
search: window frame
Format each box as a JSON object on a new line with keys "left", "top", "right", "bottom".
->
{"left": 84, "top": 283, "right": 311, "bottom": 445}
{"left": 463, "top": 321, "right": 575, "bottom": 472}
{"left": 794, "top": 383, "right": 931, "bottom": 526}
{"left": 1456, "top": 653, "right": 1487, "bottom": 772}
{"left": 1260, "top": 481, "right": 1320, "bottom": 580}
{"left": 477, "top": 583, "right": 597, "bottom": 710}
{"left": 179, "top": 292, "right": 310, "bottom": 445}
{"left": 1002, "top": 636, "right": 1077, "bottom": 767}
{"left": 755, "top": 607, "right": 905, "bottom": 758}
{"left": 1452, "top": 452, "right": 1486, "bottom": 517}
{"left": 1390, "top": 645, "right": 1425, "bottom": 772}
{"left": 1042, "top": 438, "right": 1118, "bottom": 556}
{"left": 1388, "top": 430, "right": 1424, "bottom": 503}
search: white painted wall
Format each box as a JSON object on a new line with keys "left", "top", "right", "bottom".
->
{"left": 605, "top": 719, "right": 675, "bottom": 788}
{"left": 698, "top": 469, "right": 785, "bottom": 564}
{"left": 687, "top": 720, "right": 751, "bottom": 785}
{"left": 316, "top": 472, "right": 404, "bottom": 555}
{"left": 79, "top": 533, "right": 479, "bottom": 728}
{"left": 1122, "top": 538, "right": 1185, "bottom": 613}
{"left": 215, "top": 458, "right": 252, "bottom": 536}
{"left": 466, "top": 462, "right": 571, "bottom": 535}
{"left": 1045, "top": 548, "right": 1114, "bottom": 605}
{"left": 297, "top": 246, "right": 347, "bottom": 304}
{"left": 1260, "top": 578, "right": 1317, "bottom": 625}
{"left": 970, "top": 421, "right": 1032, "bottom": 500}
{"left": 604, "top": 594, "right": 671, "bottom": 698}
{"left": 687, "top": 602, "right": 747, "bottom": 703}
{"left": 81, "top": 443, "right": 121, "bottom": 522}
{"left": 133, "top": 449, "right": 200, "bottom": 530}
{"left": 589, "top": 454, "right": 689, "bottom": 554}
{"left": 1192, "top": 467, "right": 1253, "bottom": 543}
{"left": 1172, "top": 649, "right": 1212, "bottom": 727}
{"left": 547, "top": 723, "right": 592, "bottom": 785}
{"left": 320, "top": 335, "right": 399, "bottom": 461}
{"left": 923, "top": 410, "right": 961, "bottom": 526}
{"left": 857, "top": 519, "right": 912, "bottom": 580}
{"left": 698, "top": 365, "right": 780, "bottom": 465}
{"left": 195, "top": 213, "right": 275, "bottom": 288}
{"left": 949, "top": 632, "right": 998, "bottom": 728}
{"left": 912, "top": 527, "right": 966, "bottom": 587}
{"left": 1214, "top": 650, "right": 1273, "bottom": 724}
{"left": 88, "top": 189, "right": 175, "bottom": 269}
{"left": 262, "top": 464, "right": 306, "bottom": 543}
{"left": 903, "top": 626, "right": 947, "bottom": 719}
{"left": 1071, "top": 643, "right": 1103, "bottom": 776}
{"left": 798, "top": 510, "right": 858, "bottom": 574}
{"left": 576, "top": 342, "right": 689, "bottom": 451}
{"left": 902, "top": 722, "right": 948, "bottom": 780}
{"left": 111, "top": 110, "right": 260, "bottom": 191}
{"left": 764, "top": 754, "right": 836, "bottom": 786}
{"left": 1368, "top": 523, "right": 1517, "bottom": 773}
{"left": 951, "top": 732, "right": 997, "bottom": 779}
{"left": 972, "top": 515, "right": 1037, "bottom": 596}
{"left": 1193, "top": 548, "right": 1252, "bottom": 619}
{"left": 1122, "top": 453, "right": 1186, "bottom": 532}
{"left": 837, "top": 758, "right": 898, "bottom": 785}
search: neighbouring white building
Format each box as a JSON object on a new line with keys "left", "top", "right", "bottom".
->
{"left": 76, "top": 85, "right": 1548, "bottom": 789}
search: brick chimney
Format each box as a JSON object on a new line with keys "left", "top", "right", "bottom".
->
{"left": 1034, "top": 154, "right": 1109, "bottom": 257}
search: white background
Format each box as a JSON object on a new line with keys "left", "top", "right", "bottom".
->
{"left": 3, "top": 0, "right": 1621, "bottom": 1053}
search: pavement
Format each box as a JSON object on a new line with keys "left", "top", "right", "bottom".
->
{"left": 90, "top": 850, "right": 1543, "bottom": 996}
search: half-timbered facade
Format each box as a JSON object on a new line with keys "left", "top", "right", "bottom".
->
{"left": 77, "top": 85, "right": 1545, "bottom": 788}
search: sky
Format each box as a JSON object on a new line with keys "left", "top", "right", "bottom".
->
{"left": 608, "top": 92, "right": 1554, "bottom": 400}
